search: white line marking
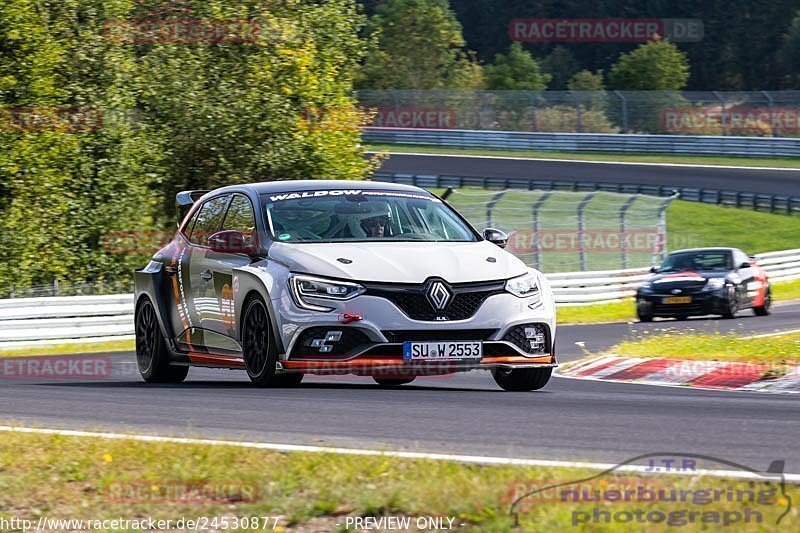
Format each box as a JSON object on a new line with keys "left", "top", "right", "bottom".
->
{"left": 744, "top": 328, "right": 800, "bottom": 339}
{"left": 373, "top": 151, "right": 800, "bottom": 172}
{"left": 1, "top": 425, "right": 799, "bottom": 482}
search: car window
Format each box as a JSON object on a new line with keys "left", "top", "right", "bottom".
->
{"left": 262, "top": 190, "right": 477, "bottom": 243}
{"left": 189, "top": 195, "right": 230, "bottom": 245}
{"left": 181, "top": 209, "right": 201, "bottom": 240}
{"left": 659, "top": 250, "right": 733, "bottom": 272}
{"left": 221, "top": 194, "right": 257, "bottom": 247}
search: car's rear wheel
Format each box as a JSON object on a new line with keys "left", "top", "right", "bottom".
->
{"left": 373, "top": 377, "right": 416, "bottom": 386}
{"left": 492, "top": 367, "right": 552, "bottom": 392}
{"left": 135, "top": 298, "right": 188, "bottom": 383}
{"left": 754, "top": 288, "right": 772, "bottom": 316}
{"left": 721, "top": 288, "right": 739, "bottom": 319}
{"left": 242, "top": 296, "right": 279, "bottom": 387}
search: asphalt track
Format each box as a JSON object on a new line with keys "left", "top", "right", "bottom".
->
{"left": 3, "top": 302, "right": 800, "bottom": 472}
{"left": 376, "top": 152, "right": 800, "bottom": 197}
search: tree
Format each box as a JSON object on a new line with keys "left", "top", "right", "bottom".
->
{"left": 779, "top": 11, "right": 800, "bottom": 87}
{"left": 541, "top": 46, "right": 581, "bottom": 90}
{"left": 358, "top": 0, "right": 483, "bottom": 90}
{"left": 485, "top": 43, "right": 550, "bottom": 91}
{"left": 607, "top": 38, "right": 690, "bottom": 91}
{"left": 568, "top": 70, "right": 607, "bottom": 111}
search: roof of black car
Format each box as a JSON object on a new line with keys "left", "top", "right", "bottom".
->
{"left": 212, "top": 180, "right": 427, "bottom": 195}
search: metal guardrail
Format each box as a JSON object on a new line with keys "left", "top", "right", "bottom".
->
{"left": 372, "top": 172, "right": 800, "bottom": 215}
{"left": 2, "top": 250, "right": 799, "bottom": 347}
{"left": 363, "top": 127, "right": 800, "bottom": 158}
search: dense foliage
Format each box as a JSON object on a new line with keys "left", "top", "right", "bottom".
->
{"left": 0, "top": 0, "right": 377, "bottom": 294}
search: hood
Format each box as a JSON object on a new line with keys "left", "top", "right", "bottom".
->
{"left": 268, "top": 240, "right": 529, "bottom": 284}
{"left": 648, "top": 270, "right": 729, "bottom": 288}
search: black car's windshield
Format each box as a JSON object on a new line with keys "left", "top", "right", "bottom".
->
{"left": 658, "top": 250, "right": 733, "bottom": 273}
{"left": 262, "top": 189, "right": 477, "bottom": 243}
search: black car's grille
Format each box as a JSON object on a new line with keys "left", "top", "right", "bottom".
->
{"left": 503, "top": 323, "right": 551, "bottom": 355}
{"left": 382, "top": 329, "right": 497, "bottom": 343}
{"left": 291, "top": 327, "right": 371, "bottom": 358}
{"left": 364, "top": 279, "right": 506, "bottom": 321}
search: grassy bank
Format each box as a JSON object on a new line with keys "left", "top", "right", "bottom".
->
{"left": 613, "top": 332, "right": 800, "bottom": 364}
{"left": 370, "top": 143, "right": 800, "bottom": 169}
{"left": 0, "top": 430, "right": 795, "bottom": 531}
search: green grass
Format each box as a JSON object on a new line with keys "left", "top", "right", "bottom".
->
{"left": 0, "top": 430, "right": 795, "bottom": 531}
{"left": 370, "top": 143, "right": 800, "bottom": 168}
{"left": 773, "top": 279, "right": 800, "bottom": 301}
{"left": 613, "top": 332, "right": 800, "bottom": 364}
{"left": 557, "top": 300, "right": 636, "bottom": 325}
{"left": 667, "top": 201, "right": 800, "bottom": 254}
{"left": 0, "top": 339, "right": 134, "bottom": 358}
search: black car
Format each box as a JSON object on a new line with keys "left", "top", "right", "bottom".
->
{"left": 636, "top": 248, "right": 772, "bottom": 322}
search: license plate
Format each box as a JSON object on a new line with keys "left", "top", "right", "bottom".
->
{"left": 403, "top": 341, "right": 482, "bottom": 361}
{"left": 662, "top": 296, "right": 692, "bottom": 304}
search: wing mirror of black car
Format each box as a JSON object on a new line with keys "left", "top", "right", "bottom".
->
{"left": 483, "top": 228, "right": 508, "bottom": 249}
{"left": 739, "top": 261, "right": 751, "bottom": 269}
{"left": 649, "top": 266, "right": 659, "bottom": 273}
{"left": 208, "top": 230, "right": 257, "bottom": 255}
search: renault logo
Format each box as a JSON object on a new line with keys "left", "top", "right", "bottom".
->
{"left": 427, "top": 281, "right": 452, "bottom": 311}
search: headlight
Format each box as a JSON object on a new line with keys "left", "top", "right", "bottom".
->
{"left": 289, "top": 274, "right": 365, "bottom": 312}
{"left": 506, "top": 272, "right": 542, "bottom": 307}
{"left": 704, "top": 278, "right": 726, "bottom": 291}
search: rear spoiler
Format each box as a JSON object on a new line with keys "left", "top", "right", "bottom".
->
{"left": 176, "top": 190, "right": 210, "bottom": 226}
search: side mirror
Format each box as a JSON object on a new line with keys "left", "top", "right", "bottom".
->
{"left": 739, "top": 261, "right": 751, "bottom": 269}
{"left": 649, "top": 266, "right": 659, "bottom": 273}
{"left": 483, "top": 228, "right": 508, "bottom": 249}
{"left": 208, "top": 230, "right": 256, "bottom": 255}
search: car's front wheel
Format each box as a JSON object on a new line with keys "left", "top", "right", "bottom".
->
{"left": 242, "top": 296, "right": 279, "bottom": 387}
{"left": 721, "top": 287, "right": 740, "bottom": 319}
{"left": 492, "top": 367, "right": 552, "bottom": 392}
{"left": 135, "top": 298, "right": 189, "bottom": 383}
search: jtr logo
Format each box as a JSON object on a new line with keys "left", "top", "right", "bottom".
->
{"left": 310, "top": 331, "right": 343, "bottom": 353}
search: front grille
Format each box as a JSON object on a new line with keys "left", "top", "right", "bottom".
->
{"left": 382, "top": 329, "right": 497, "bottom": 342}
{"left": 653, "top": 303, "right": 707, "bottom": 315}
{"left": 503, "top": 324, "right": 551, "bottom": 355}
{"left": 365, "top": 278, "right": 505, "bottom": 321}
{"left": 291, "top": 327, "right": 371, "bottom": 357}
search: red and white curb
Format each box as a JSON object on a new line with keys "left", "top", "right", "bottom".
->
{"left": 557, "top": 355, "right": 800, "bottom": 394}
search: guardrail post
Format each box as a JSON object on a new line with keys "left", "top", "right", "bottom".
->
{"left": 620, "top": 195, "right": 639, "bottom": 269}
{"left": 577, "top": 192, "right": 598, "bottom": 271}
{"left": 532, "top": 192, "right": 553, "bottom": 271}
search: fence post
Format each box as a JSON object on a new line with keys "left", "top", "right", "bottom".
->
{"left": 486, "top": 190, "right": 507, "bottom": 229}
{"left": 577, "top": 192, "right": 597, "bottom": 271}
{"left": 54, "top": 279, "right": 59, "bottom": 296}
{"left": 761, "top": 90, "right": 775, "bottom": 137}
{"left": 614, "top": 90, "right": 628, "bottom": 133}
{"left": 713, "top": 91, "right": 727, "bottom": 135}
{"left": 531, "top": 191, "right": 553, "bottom": 271}
{"left": 9, "top": 284, "right": 14, "bottom": 299}
{"left": 620, "top": 195, "right": 639, "bottom": 269}
{"left": 656, "top": 195, "right": 678, "bottom": 261}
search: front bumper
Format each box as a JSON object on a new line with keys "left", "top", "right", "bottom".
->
{"left": 636, "top": 290, "right": 729, "bottom": 317}
{"left": 273, "top": 290, "right": 557, "bottom": 375}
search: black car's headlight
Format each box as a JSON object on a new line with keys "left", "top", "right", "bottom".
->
{"left": 703, "top": 278, "right": 726, "bottom": 291}
{"left": 506, "top": 272, "right": 543, "bottom": 308}
{"left": 289, "top": 274, "right": 365, "bottom": 312}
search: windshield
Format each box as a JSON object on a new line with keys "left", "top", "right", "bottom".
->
{"left": 262, "top": 189, "right": 478, "bottom": 243}
{"left": 658, "top": 250, "right": 733, "bottom": 273}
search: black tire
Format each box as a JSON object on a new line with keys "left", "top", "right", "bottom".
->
{"left": 242, "top": 296, "right": 279, "bottom": 387}
{"left": 135, "top": 298, "right": 189, "bottom": 383}
{"left": 492, "top": 367, "right": 552, "bottom": 392}
{"left": 721, "top": 287, "right": 739, "bottom": 319}
{"left": 754, "top": 288, "right": 772, "bottom": 316}
{"left": 373, "top": 377, "right": 416, "bottom": 386}
{"left": 636, "top": 300, "right": 654, "bottom": 322}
